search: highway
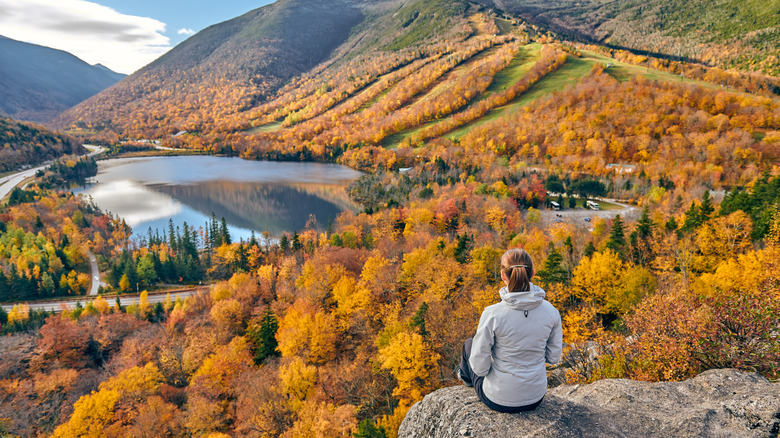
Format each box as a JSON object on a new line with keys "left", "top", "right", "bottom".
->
{"left": 1, "top": 287, "right": 208, "bottom": 313}
{"left": 0, "top": 144, "right": 105, "bottom": 200}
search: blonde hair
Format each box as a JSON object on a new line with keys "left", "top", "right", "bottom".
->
{"left": 501, "top": 248, "right": 534, "bottom": 292}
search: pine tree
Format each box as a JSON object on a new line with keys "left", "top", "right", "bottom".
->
{"left": 583, "top": 241, "right": 597, "bottom": 258}
{"left": 700, "top": 190, "right": 714, "bottom": 222}
{"left": 665, "top": 216, "right": 678, "bottom": 232}
{"left": 247, "top": 309, "right": 280, "bottom": 364}
{"left": 683, "top": 201, "right": 701, "bottom": 230}
{"left": 536, "top": 246, "right": 568, "bottom": 286}
{"left": 454, "top": 233, "right": 472, "bottom": 263}
{"left": 563, "top": 236, "right": 574, "bottom": 255}
{"left": 409, "top": 302, "right": 429, "bottom": 338}
{"left": 637, "top": 205, "right": 653, "bottom": 238}
{"left": 291, "top": 231, "right": 303, "bottom": 251}
{"left": 220, "top": 217, "right": 232, "bottom": 245}
{"left": 606, "top": 215, "right": 627, "bottom": 259}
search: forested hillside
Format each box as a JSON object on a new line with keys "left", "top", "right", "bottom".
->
{"left": 0, "top": 116, "right": 84, "bottom": 172}
{"left": 480, "top": 0, "right": 780, "bottom": 75}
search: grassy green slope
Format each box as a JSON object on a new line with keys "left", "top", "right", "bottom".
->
{"left": 481, "top": 0, "right": 780, "bottom": 75}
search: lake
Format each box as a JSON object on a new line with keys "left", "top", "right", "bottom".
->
{"left": 75, "top": 156, "right": 362, "bottom": 242}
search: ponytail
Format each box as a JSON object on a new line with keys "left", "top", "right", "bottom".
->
{"left": 501, "top": 249, "right": 534, "bottom": 292}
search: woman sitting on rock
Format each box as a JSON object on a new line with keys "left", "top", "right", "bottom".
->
{"left": 457, "top": 248, "right": 562, "bottom": 413}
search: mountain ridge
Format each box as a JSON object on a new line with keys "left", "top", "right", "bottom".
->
{"left": 0, "top": 35, "right": 125, "bottom": 123}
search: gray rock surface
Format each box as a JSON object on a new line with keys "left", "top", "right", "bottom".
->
{"left": 398, "top": 369, "right": 780, "bottom": 438}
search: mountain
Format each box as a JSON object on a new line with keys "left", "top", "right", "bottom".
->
{"left": 474, "top": 0, "right": 780, "bottom": 75}
{"left": 0, "top": 35, "right": 125, "bottom": 123}
{"left": 52, "top": 0, "right": 473, "bottom": 137}
{"left": 55, "top": 0, "right": 779, "bottom": 155}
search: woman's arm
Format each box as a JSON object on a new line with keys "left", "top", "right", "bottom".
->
{"left": 469, "top": 310, "right": 496, "bottom": 377}
{"left": 545, "top": 308, "right": 563, "bottom": 364}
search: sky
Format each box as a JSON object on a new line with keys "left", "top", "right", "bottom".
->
{"left": 0, "top": 0, "right": 275, "bottom": 74}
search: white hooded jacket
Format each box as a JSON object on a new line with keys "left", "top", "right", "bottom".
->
{"left": 468, "top": 283, "right": 562, "bottom": 407}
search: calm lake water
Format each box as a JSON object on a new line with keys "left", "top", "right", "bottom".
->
{"left": 76, "top": 156, "right": 362, "bottom": 241}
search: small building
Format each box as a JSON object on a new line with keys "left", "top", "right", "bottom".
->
{"left": 606, "top": 163, "right": 637, "bottom": 174}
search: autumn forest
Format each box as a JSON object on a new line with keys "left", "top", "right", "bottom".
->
{"left": 1, "top": 0, "right": 779, "bottom": 437}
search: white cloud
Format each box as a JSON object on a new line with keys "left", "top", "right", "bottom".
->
{"left": 0, "top": 0, "right": 172, "bottom": 74}
{"left": 177, "top": 28, "right": 196, "bottom": 36}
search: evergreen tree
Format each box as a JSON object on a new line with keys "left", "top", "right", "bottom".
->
{"left": 279, "top": 234, "right": 289, "bottom": 252}
{"left": 454, "top": 233, "right": 473, "bottom": 263}
{"left": 247, "top": 309, "right": 280, "bottom": 364}
{"left": 167, "top": 219, "right": 177, "bottom": 252}
{"left": 636, "top": 205, "right": 653, "bottom": 238}
{"left": 630, "top": 206, "right": 655, "bottom": 266}
{"left": 665, "top": 216, "right": 678, "bottom": 232}
{"left": 563, "top": 236, "right": 574, "bottom": 255}
{"left": 700, "top": 190, "right": 715, "bottom": 222}
{"left": 354, "top": 419, "right": 387, "bottom": 438}
{"left": 536, "top": 246, "right": 568, "bottom": 286}
{"left": 409, "top": 302, "right": 429, "bottom": 338}
{"left": 606, "top": 215, "right": 627, "bottom": 259}
{"left": 683, "top": 201, "right": 702, "bottom": 231}
{"left": 583, "top": 241, "right": 597, "bottom": 258}
{"left": 291, "top": 231, "right": 303, "bottom": 252}
{"left": 220, "top": 218, "right": 232, "bottom": 245}
{"left": 234, "top": 244, "right": 249, "bottom": 272}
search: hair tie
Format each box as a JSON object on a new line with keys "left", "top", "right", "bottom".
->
{"left": 508, "top": 264, "right": 527, "bottom": 269}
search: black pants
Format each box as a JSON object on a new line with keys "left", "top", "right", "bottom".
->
{"left": 459, "top": 338, "right": 544, "bottom": 413}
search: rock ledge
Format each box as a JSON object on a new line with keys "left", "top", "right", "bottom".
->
{"left": 398, "top": 369, "right": 780, "bottom": 438}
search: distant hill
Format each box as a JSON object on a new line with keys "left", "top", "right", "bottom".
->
{"left": 0, "top": 35, "right": 125, "bottom": 123}
{"left": 0, "top": 115, "right": 83, "bottom": 172}
{"left": 475, "top": 0, "right": 780, "bottom": 75}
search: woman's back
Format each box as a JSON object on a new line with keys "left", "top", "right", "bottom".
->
{"left": 470, "top": 284, "right": 561, "bottom": 407}
{"left": 458, "top": 248, "right": 562, "bottom": 413}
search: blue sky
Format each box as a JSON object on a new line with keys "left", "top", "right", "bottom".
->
{"left": 0, "top": 0, "right": 275, "bottom": 74}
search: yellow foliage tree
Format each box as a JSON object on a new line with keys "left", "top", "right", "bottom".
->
{"left": 281, "top": 399, "right": 358, "bottom": 438}
{"left": 571, "top": 249, "right": 627, "bottom": 310}
{"left": 278, "top": 357, "right": 318, "bottom": 412}
{"left": 7, "top": 303, "right": 30, "bottom": 324}
{"left": 277, "top": 300, "right": 340, "bottom": 364}
{"left": 210, "top": 298, "right": 244, "bottom": 335}
{"left": 52, "top": 363, "right": 163, "bottom": 437}
{"left": 378, "top": 330, "right": 439, "bottom": 405}
{"left": 94, "top": 295, "right": 110, "bottom": 314}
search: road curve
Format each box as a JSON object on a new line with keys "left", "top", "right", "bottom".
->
{"left": 87, "top": 251, "right": 103, "bottom": 296}
{"left": 0, "top": 144, "right": 105, "bottom": 201}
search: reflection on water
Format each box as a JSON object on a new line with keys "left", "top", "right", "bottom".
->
{"left": 76, "top": 156, "right": 362, "bottom": 240}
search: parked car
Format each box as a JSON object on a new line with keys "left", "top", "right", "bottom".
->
{"left": 584, "top": 217, "right": 591, "bottom": 222}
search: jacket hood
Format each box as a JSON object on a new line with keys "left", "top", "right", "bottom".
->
{"left": 499, "top": 283, "right": 546, "bottom": 311}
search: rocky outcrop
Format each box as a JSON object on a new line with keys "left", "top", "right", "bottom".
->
{"left": 398, "top": 369, "right": 780, "bottom": 438}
